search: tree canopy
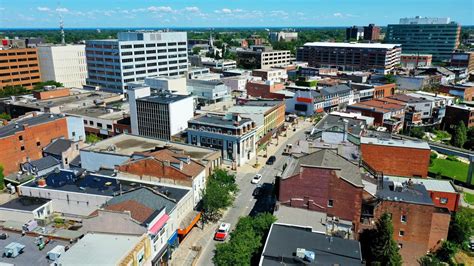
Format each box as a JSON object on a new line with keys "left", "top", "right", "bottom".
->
{"left": 213, "top": 213, "right": 276, "bottom": 266}
{"left": 202, "top": 169, "right": 238, "bottom": 223}
{"left": 448, "top": 207, "right": 474, "bottom": 250}
{"left": 34, "top": 80, "right": 64, "bottom": 91}
{"left": 360, "top": 213, "right": 403, "bottom": 265}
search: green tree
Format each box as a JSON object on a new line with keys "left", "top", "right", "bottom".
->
{"left": 34, "top": 80, "right": 64, "bottom": 91}
{"left": 0, "top": 85, "right": 29, "bottom": 97}
{"left": 418, "top": 254, "right": 442, "bottom": 266}
{"left": 384, "top": 74, "right": 396, "bottom": 84}
{"left": 464, "top": 127, "right": 474, "bottom": 150}
{"left": 0, "top": 113, "right": 11, "bottom": 120}
{"left": 451, "top": 121, "right": 467, "bottom": 148}
{"left": 407, "top": 126, "right": 425, "bottom": 139}
{"left": 201, "top": 169, "right": 238, "bottom": 222}
{"left": 434, "top": 241, "right": 457, "bottom": 263}
{"left": 192, "top": 47, "right": 202, "bottom": 55}
{"left": 361, "top": 213, "right": 402, "bottom": 265}
{"left": 0, "top": 165, "right": 4, "bottom": 190}
{"left": 448, "top": 207, "right": 474, "bottom": 250}
{"left": 213, "top": 213, "right": 276, "bottom": 266}
{"left": 85, "top": 134, "right": 102, "bottom": 144}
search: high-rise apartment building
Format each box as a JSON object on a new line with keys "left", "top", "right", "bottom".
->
{"left": 128, "top": 86, "right": 194, "bottom": 140}
{"left": 37, "top": 44, "right": 87, "bottom": 88}
{"left": 385, "top": 16, "right": 461, "bottom": 61}
{"left": 296, "top": 42, "right": 401, "bottom": 74}
{"left": 0, "top": 48, "right": 41, "bottom": 90}
{"left": 86, "top": 31, "right": 188, "bottom": 93}
{"left": 363, "top": 24, "right": 381, "bottom": 41}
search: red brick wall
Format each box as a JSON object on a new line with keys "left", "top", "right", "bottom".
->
{"left": 0, "top": 117, "right": 68, "bottom": 175}
{"left": 117, "top": 158, "right": 192, "bottom": 186}
{"left": 33, "top": 88, "right": 70, "bottom": 100}
{"left": 428, "top": 211, "right": 451, "bottom": 251}
{"left": 278, "top": 167, "right": 363, "bottom": 226}
{"left": 246, "top": 82, "right": 286, "bottom": 100}
{"left": 361, "top": 144, "right": 430, "bottom": 177}
{"left": 375, "top": 201, "right": 434, "bottom": 265}
{"left": 428, "top": 191, "right": 460, "bottom": 212}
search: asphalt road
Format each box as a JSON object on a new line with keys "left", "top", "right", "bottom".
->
{"left": 196, "top": 125, "right": 310, "bottom": 265}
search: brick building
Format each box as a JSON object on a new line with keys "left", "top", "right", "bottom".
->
{"left": 361, "top": 179, "right": 451, "bottom": 265}
{"left": 360, "top": 137, "right": 431, "bottom": 178}
{"left": 400, "top": 54, "right": 433, "bottom": 69}
{"left": 439, "top": 84, "right": 474, "bottom": 102}
{"left": 0, "top": 48, "right": 41, "bottom": 90}
{"left": 450, "top": 52, "right": 474, "bottom": 73}
{"left": 347, "top": 99, "right": 405, "bottom": 130}
{"left": 245, "top": 80, "right": 286, "bottom": 99}
{"left": 116, "top": 149, "right": 206, "bottom": 206}
{"left": 33, "top": 87, "right": 70, "bottom": 100}
{"left": 0, "top": 114, "right": 69, "bottom": 175}
{"left": 385, "top": 176, "right": 460, "bottom": 212}
{"left": 277, "top": 149, "right": 364, "bottom": 230}
{"left": 443, "top": 104, "right": 474, "bottom": 131}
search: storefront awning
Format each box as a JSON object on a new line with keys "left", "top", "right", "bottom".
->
{"left": 177, "top": 211, "right": 201, "bottom": 236}
{"left": 149, "top": 214, "right": 169, "bottom": 235}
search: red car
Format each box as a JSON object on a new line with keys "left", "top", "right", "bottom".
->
{"left": 214, "top": 223, "right": 231, "bottom": 241}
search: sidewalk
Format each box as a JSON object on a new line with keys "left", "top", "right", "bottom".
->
{"left": 238, "top": 120, "right": 313, "bottom": 174}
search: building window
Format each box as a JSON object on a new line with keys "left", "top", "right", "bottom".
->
{"left": 398, "top": 243, "right": 403, "bottom": 249}
{"left": 36, "top": 141, "right": 41, "bottom": 146}
{"left": 401, "top": 215, "right": 407, "bottom": 223}
{"left": 97, "top": 123, "right": 103, "bottom": 128}
{"left": 19, "top": 135, "right": 23, "bottom": 141}
{"left": 327, "top": 200, "right": 334, "bottom": 208}
{"left": 399, "top": 230, "right": 405, "bottom": 237}
{"left": 440, "top": 198, "right": 448, "bottom": 204}
{"left": 20, "top": 146, "right": 25, "bottom": 151}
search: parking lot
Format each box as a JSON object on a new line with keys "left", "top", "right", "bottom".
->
{"left": 0, "top": 230, "right": 69, "bottom": 266}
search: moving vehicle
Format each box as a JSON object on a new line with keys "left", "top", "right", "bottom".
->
{"left": 266, "top": 156, "right": 276, "bottom": 165}
{"left": 214, "top": 223, "right": 231, "bottom": 241}
{"left": 251, "top": 174, "right": 262, "bottom": 184}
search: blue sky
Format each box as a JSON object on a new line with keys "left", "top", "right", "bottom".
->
{"left": 0, "top": 0, "right": 473, "bottom": 28}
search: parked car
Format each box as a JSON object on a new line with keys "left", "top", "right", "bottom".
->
{"left": 266, "top": 156, "right": 276, "bottom": 165}
{"left": 0, "top": 233, "right": 8, "bottom": 240}
{"left": 214, "top": 223, "right": 231, "bottom": 241}
{"left": 251, "top": 174, "right": 262, "bottom": 184}
{"left": 253, "top": 185, "right": 262, "bottom": 197}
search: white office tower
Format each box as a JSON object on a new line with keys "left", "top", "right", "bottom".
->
{"left": 86, "top": 31, "right": 188, "bottom": 93}
{"left": 37, "top": 44, "right": 87, "bottom": 88}
{"left": 128, "top": 86, "right": 194, "bottom": 140}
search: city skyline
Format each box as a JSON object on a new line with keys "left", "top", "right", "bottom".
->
{"left": 0, "top": 0, "right": 473, "bottom": 28}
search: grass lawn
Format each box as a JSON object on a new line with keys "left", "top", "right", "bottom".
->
{"left": 464, "top": 192, "right": 474, "bottom": 205}
{"left": 429, "top": 158, "right": 470, "bottom": 184}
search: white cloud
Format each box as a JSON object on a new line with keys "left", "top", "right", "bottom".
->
{"left": 333, "top": 12, "right": 343, "bottom": 17}
{"left": 56, "top": 7, "right": 69, "bottom": 13}
{"left": 37, "top": 7, "right": 51, "bottom": 12}
{"left": 147, "top": 6, "right": 173, "bottom": 13}
{"left": 0, "top": 7, "right": 5, "bottom": 11}
{"left": 221, "top": 8, "right": 232, "bottom": 14}
{"left": 185, "top": 7, "right": 200, "bottom": 13}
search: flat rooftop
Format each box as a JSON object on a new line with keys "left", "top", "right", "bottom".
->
{"left": 384, "top": 176, "right": 456, "bottom": 193}
{"left": 0, "top": 197, "right": 50, "bottom": 211}
{"left": 82, "top": 133, "right": 218, "bottom": 161}
{"left": 361, "top": 136, "right": 430, "bottom": 150}
{"left": 377, "top": 180, "right": 434, "bottom": 205}
{"left": 5, "top": 89, "right": 123, "bottom": 112}
{"left": 261, "top": 224, "right": 362, "bottom": 265}
{"left": 137, "top": 93, "right": 191, "bottom": 104}
{"left": 274, "top": 205, "right": 351, "bottom": 234}
{"left": 190, "top": 113, "right": 253, "bottom": 127}
{"left": 56, "top": 233, "right": 141, "bottom": 265}
{"left": 66, "top": 106, "right": 128, "bottom": 120}
{"left": 303, "top": 42, "right": 401, "bottom": 49}
{"left": 23, "top": 170, "right": 189, "bottom": 202}
{"left": 0, "top": 229, "right": 71, "bottom": 266}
